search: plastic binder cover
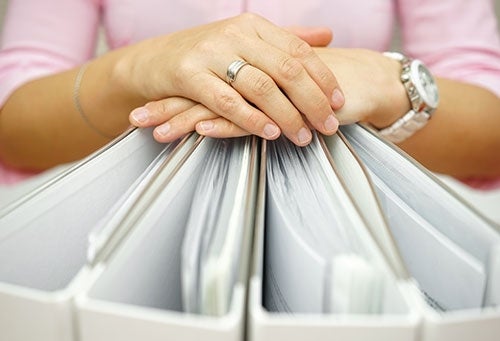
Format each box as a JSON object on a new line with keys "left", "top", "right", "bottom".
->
{"left": 339, "top": 124, "right": 500, "bottom": 341}
{"left": 75, "top": 136, "right": 259, "bottom": 341}
{"left": 248, "top": 137, "right": 420, "bottom": 341}
{"left": 0, "top": 128, "right": 187, "bottom": 341}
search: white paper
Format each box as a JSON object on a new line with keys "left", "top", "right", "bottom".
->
{"left": 372, "top": 173, "right": 486, "bottom": 311}
{"left": 0, "top": 128, "right": 166, "bottom": 291}
{"left": 264, "top": 135, "right": 390, "bottom": 314}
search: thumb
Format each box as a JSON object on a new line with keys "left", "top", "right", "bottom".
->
{"left": 286, "top": 26, "right": 333, "bottom": 47}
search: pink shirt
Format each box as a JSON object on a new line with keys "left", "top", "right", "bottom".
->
{"left": 1, "top": 0, "right": 500, "bottom": 186}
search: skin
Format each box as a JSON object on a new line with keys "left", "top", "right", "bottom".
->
{"left": 1, "top": 13, "right": 499, "bottom": 179}
{"left": 0, "top": 14, "right": 343, "bottom": 170}
{"left": 134, "top": 48, "right": 500, "bottom": 179}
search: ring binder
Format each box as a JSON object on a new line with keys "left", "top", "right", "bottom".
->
{"left": 0, "top": 124, "right": 499, "bottom": 341}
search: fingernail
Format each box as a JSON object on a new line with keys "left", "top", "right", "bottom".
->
{"left": 155, "top": 123, "right": 171, "bottom": 137}
{"left": 297, "top": 127, "right": 312, "bottom": 145}
{"left": 263, "top": 123, "right": 280, "bottom": 138}
{"left": 331, "top": 89, "right": 345, "bottom": 109}
{"left": 198, "top": 121, "right": 215, "bottom": 132}
{"left": 130, "top": 107, "right": 150, "bottom": 124}
{"left": 324, "top": 114, "right": 339, "bottom": 133}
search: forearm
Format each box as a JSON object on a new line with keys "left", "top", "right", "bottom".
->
{"left": 397, "top": 78, "right": 500, "bottom": 179}
{"left": 0, "top": 50, "right": 144, "bottom": 171}
{"left": 313, "top": 47, "right": 500, "bottom": 179}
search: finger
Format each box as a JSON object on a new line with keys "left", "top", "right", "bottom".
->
{"left": 152, "top": 103, "right": 219, "bottom": 143}
{"left": 253, "top": 16, "right": 344, "bottom": 109}
{"left": 129, "top": 97, "right": 197, "bottom": 127}
{"left": 178, "top": 72, "right": 283, "bottom": 142}
{"left": 196, "top": 117, "right": 250, "bottom": 139}
{"left": 229, "top": 63, "right": 314, "bottom": 146}
{"left": 227, "top": 38, "right": 339, "bottom": 138}
{"left": 285, "top": 26, "right": 333, "bottom": 47}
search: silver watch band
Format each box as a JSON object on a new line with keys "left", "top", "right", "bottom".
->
{"left": 378, "top": 109, "right": 431, "bottom": 143}
{"left": 377, "top": 52, "right": 438, "bottom": 144}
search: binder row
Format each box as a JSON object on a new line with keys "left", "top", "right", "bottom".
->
{"left": 0, "top": 125, "right": 499, "bottom": 341}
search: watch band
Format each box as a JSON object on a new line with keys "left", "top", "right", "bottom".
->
{"left": 377, "top": 52, "right": 438, "bottom": 143}
{"left": 378, "top": 109, "right": 431, "bottom": 143}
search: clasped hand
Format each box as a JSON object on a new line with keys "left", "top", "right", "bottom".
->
{"left": 119, "top": 13, "right": 344, "bottom": 145}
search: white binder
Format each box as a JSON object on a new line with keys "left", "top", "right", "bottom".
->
{"left": 248, "top": 136, "right": 421, "bottom": 341}
{"left": 74, "top": 136, "right": 259, "bottom": 341}
{"left": 0, "top": 129, "right": 195, "bottom": 341}
{"left": 339, "top": 124, "right": 500, "bottom": 341}
{"left": 1, "top": 124, "right": 499, "bottom": 341}
{"left": 248, "top": 125, "right": 500, "bottom": 341}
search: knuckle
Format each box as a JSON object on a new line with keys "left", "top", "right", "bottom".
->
{"left": 173, "top": 64, "right": 203, "bottom": 93}
{"left": 192, "top": 39, "right": 216, "bottom": 54}
{"left": 309, "top": 94, "right": 331, "bottom": 114}
{"left": 175, "top": 112, "right": 193, "bottom": 128}
{"left": 142, "top": 101, "right": 165, "bottom": 123}
{"left": 144, "top": 100, "right": 158, "bottom": 113}
{"left": 220, "top": 119, "right": 239, "bottom": 135}
{"left": 317, "top": 68, "right": 336, "bottom": 88}
{"left": 243, "top": 111, "right": 262, "bottom": 131}
{"left": 157, "top": 99, "right": 171, "bottom": 115}
{"left": 251, "top": 74, "right": 275, "bottom": 97}
{"left": 288, "top": 38, "right": 313, "bottom": 59}
{"left": 278, "top": 56, "right": 303, "bottom": 81}
{"left": 280, "top": 111, "right": 303, "bottom": 130}
{"left": 173, "top": 61, "right": 195, "bottom": 88}
{"left": 213, "top": 90, "right": 240, "bottom": 114}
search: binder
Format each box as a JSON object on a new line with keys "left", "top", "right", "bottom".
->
{"left": 248, "top": 125, "right": 500, "bottom": 341}
{"left": 0, "top": 128, "right": 195, "bottom": 341}
{"left": 248, "top": 135, "right": 421, "bottom": 341}
{"left": 339, "top": 124, "right": 500, "bottom": 341}
{"left": 75, "top": 136, "right": 259, "bottom": 341}
{"left": 0, "top": 123, "right": 499, "bottom": 341}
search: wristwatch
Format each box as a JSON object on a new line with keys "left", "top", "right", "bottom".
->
{"left": 377, "top": 52, "right": 439, "bottom": 143}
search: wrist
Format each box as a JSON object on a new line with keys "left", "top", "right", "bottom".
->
{"left": 108, "top": 47, "right": 149, "bottom": 105}
{"left": 364, "top": 54, "right": 411, "bottom": 129}
{"left": 79, "top": 54, "right": 146, "bottom": 136}
{"left": 373, "top": 52, "right": 439, "bottom": 143}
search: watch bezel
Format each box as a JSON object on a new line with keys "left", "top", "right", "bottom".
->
{"left": 409, "top": 59, "right": 439, "bottom": 111}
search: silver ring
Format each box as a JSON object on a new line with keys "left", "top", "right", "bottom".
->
{"left": 226, "top": 60, "right": 249, "bottom": 85}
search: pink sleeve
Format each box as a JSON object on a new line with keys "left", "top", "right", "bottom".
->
{"left": 397, "top": 0, "right": 500, "bottom": 97}
{"left": 0, "top": 0, "right": 101, "bottom": 184}
{"left": 397, "top": 0, "right": 500, "bottom": 189}
{"left": 0, "top": 0, "right": 102, "bottom": 106}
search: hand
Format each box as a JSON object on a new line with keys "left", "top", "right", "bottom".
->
{"left": 129, "top": 97, "right": 249, "bottom": 142}
{"left": 312, "top": 48, "right": 410, "bottom": 128}
{"left": 131, "top": 48, "right": 404, "bottom": 142}
{"left": 118, "top": 13, "right": 343, "bottom": 146}
{"left": 131, "top": 48, "right": 407, "bottom": 142}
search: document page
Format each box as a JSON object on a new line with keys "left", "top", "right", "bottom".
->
{"left": 181, "top": 137, "right": 256, "bottom": 316}
{"left": 341, "top": 123, "right": 500, "bottom": 311}
{"left": 0, "top": 128, "right": 166, "bottom": 291}
{"left": 85, "top": 136, "right": 213, "bottom": 312}
{"left": 264, "top": 135, "right": 388, "bottom": 315}
{"left": 372, "top": 173, "right": 486, "bottom": 311}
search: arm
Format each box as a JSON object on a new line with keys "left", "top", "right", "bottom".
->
{"left": 0, "top": 0, "right": 111, "bottom": 170}
{"left": 0, "top": 51, "right": 141, "bottom": 170}
{"left": 139, "top": 0, "right": 499, "bottom": 179}
{"left": 398, "top": 78, "right": 500, "bottom": 179}
{"left": 0, "top": 8, "right": 343, "bottom": 171}
{"left": 392, "top": 0, "right": 500, "bottom": 179}
{"left": 138, "top": 47, "right": 500, "bottom": 179}
{"left": 314, "top": 48, "right": 500, "bottom": 179}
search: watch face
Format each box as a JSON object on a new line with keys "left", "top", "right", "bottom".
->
{"left": 413, "top": 61, "right": 439, "bottom": 109}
